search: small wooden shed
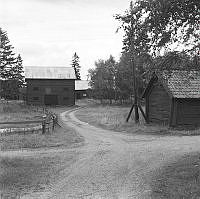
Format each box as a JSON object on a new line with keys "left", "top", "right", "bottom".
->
{"left": 75, "top": 80, "right": 90, "bottom": 99}
{"left": 142, "top": 70, "right": 200, "bottom": 127}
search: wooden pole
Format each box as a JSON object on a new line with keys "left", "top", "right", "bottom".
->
{"left": 126, "top": 2, "right": 139, "bottom": 123}
{"left": 42, "top": 115, "right": 46, "bottom": 134}
{"left": 132, "top": 56, "right": 139, "bottom": 123}
{"left": 126, "top": 104, "right": 135, "bottom": 122}
{"left": 138, "top": 104, "right": 148, "bottom": 123}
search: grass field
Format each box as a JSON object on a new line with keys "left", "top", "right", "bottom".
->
{"left": 0, "top": 102, "right": 84, "bottom": 150}
{"left": 0, "top": 100, "right": 44, "bottom": 130}
{"left": 75, "top": 105, "right": 150, "bottom": 132}
{"left": 150, "top": 152, "right": 200, "bottom": 199}
{"left": 0, "top": 124, "right": 84, "bottom": 151}
{"left": 0, "top": 151, "right": 78, "bottom": 198}
{"left": 75, "top": 105, "right": 171, "bottom": 135}
{"left": 0, "top": 102, "right": 83, "bottom": 197}
{"left": 75, "top": 104, "right": 200, "bottom": 136}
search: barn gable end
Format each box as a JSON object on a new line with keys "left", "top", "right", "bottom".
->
{"left": 25, "top": 67, "right": 76, "bottom": 106}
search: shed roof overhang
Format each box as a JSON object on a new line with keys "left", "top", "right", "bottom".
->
{"left": 142, "top": 70, "right": 200, "bottom": 99}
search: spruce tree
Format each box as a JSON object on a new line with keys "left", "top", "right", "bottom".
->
{"left": 0, "top": 28, "right": 16, "bottom": 79}
{"left": 10, "top": 54, "right": 24, "bottom": 86}
{"left": 71, "top": 52, "right": 81, "bottom": 80}
{"left": 0, "top": 28, "right": 24, "bottom": 99}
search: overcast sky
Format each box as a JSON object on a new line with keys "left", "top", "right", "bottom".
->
{"left": 0, "top": 0, "right": 131, "bottom": 79}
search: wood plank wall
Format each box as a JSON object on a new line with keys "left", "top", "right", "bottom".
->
{"left": 26, "top": 79, "right": 75, "bottom": 106}
{"left": 148, "top": 82, "right": 171, "bottom": 124}
{"left": 176, "top": 99, "right": 200, "bottom": 126}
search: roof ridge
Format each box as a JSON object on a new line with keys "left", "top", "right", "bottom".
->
{"left": 25, "top": 66, "right": 76, "bottom": 79}
{"left": 25, "top": 66, "right": 73, "bottom": 68}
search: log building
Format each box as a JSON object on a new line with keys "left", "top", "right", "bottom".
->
{"left": 25, "top": 67, "right": 76, "bottom": 106}
{"left": 142, "top": 70, "right": 200, "bottom": 127}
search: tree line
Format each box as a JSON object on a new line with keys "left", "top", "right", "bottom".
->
{"left": 88, "top": 52, "right": 199, "bottom": 104}
{"left": 88, "top": 0, "right": 199, "bottom": 104}
{"left": 0, "top": 28, "right": 24, "bottom": 100}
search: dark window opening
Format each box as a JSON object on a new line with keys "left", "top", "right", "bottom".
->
{"left": 63, "top": 87, "right": 69, "bottom": 91}
{"left": 33, "top": 97, "right": 39, "bottom": 101}
{"left": 63, "top": 97, "right": 68, "bottom": 101}
{"left": 33, "top": 87, "right": 39, "bottom": 91}
{"left": 44, "top": 95, "right": 58, "bottom": 105}
{"left": 45, "top": 88, "right": 51, "bottom": 94}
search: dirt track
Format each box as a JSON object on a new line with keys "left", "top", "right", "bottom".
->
{"left": 2, "top": 107, "right": 200, "bottom": 198}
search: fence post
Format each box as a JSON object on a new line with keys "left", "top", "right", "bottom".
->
{"left": 52, "top": 116, "right": 55, "bottom": 131}
{"left": 42, "top": 115, "right": 46, "bottom": 134}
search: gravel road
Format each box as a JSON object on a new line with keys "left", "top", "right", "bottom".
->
{"left": 5, "top": 107, "right": 200, "bottom": 199}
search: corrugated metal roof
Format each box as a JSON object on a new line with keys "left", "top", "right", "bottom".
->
{"left": 160, "top": 70, "right": 200, "bottom": 98}
{"left": 25, "top": 66, "right": 76, "bottom": 79}
{"left": 75, "top": 80, "right": 90, "bottom": 90}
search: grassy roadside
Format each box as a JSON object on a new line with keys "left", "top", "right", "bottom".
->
{"left": 75, "top": 105, "right": 145, "bottom": 130}
{"left": 75, "top": 103, "right": 200, "bottom": 198}
{"left": 75, "top": 105, "right": 200, "bottom": 136}
{"left": 150, "top": 152, "right": 200, "bottom": 199}
{"left": 0, "top": 151, "right": 78, "bottom": 198}
{"left": 75, "top": 105, "right": 170, "bottom": 135}
{"left": 0, "top": 102, "right": 84, "bottom": 150}
{"left": 0, "top": 100, "right": 44, "bottom": 123}
{"left": 0, "top": 104, "right": 83, "bottom": 197}
{"left": 0, "top": 125, "right": 84, "bottom": 151}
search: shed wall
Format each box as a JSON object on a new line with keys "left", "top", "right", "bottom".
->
{"left": 75, "top": 90, "right": 88, "bottom": 99}
{"left": 147, "top": 82, "right": 171, "bottom": 124}
{"left": 26, "top": 79, "right": 75, "bottom": 106}
{"left": 176, "top": 98, "right": 200, "bottom": 126}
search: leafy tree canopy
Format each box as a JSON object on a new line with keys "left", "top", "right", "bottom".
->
{"left": 88, "top": 55, "right": 118, "bottom": 103}
{"left": 115, "top": 0, "right": 200, "bottom": 56}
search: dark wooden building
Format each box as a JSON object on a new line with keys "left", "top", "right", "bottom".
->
{"left": 0, "top": 79, "right": 3, "bottom": 97}
{"left": 75, "top": 80, "right": 90, "bottom": 99}
{"left": 142, "top": 70, "right": 200, "bottom": 127}
{"left": 25, "top": 67, "right": 76, "bottom": 106}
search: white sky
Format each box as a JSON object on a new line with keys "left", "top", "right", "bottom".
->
{"left": 0, "top": 0, "right": 131, "bottom": 79}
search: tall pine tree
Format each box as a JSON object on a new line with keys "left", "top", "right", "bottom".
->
{"left": 0, "top": 28, "right": 24, "bottom": 99}
{"left": 71, "top": 52, "right": 81, "bottom": 80}
{"left": 0, "top": 28, "right": 16, "bottom": 79}
{"left": 4, "top": 54, "right": 25, "bottom": 99}
{"left": 10, "top": 54, "right": 24, "bottom": 85}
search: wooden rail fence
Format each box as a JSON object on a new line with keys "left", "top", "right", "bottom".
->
{"left": 0, "top": 113, "right": 58, "bottom": 135}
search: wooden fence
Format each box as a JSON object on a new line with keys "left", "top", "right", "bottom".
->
{"left": 0, "top": 112, "right": 58, "bottom": 135}
{"left": 42, "top": 112, "right": 58, "bottom": 134}
{"left": 1, "top": 192, "right": 21, "bottom": 199}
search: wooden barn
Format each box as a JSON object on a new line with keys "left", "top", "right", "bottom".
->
{"left": 75, "top": 80, "right": 90, "bottom": 99}
{"left": 25, "top": 67, "right": 76, "bottom": 106}
{"left": 142, "top": 70, "right": 200, "bottom": 127}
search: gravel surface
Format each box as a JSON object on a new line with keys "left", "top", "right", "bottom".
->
{"left": 2, "top": 107, "right": 200, "bottom": 198}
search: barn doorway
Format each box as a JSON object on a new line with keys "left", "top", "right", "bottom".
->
{"left": 76, "top": 93, "right": 81, "bottom": 99}
{"left": 44, "top": 95, "right": 58, "bottom": 105}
